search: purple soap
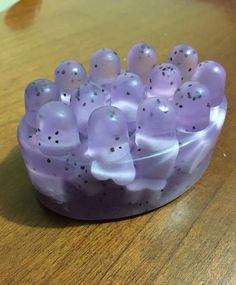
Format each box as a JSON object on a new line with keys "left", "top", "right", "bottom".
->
{"left": 54, "top": 60, "right": 87, "bottom": 104}
{"left": 17, "top": 43, "right": 227, "bottom": 220}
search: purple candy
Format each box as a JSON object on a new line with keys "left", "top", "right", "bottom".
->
{"left": 174, "top": 81, "right": 211, "bottom": 132}
{"left": 111, "top": 72, "right": 146, "bottom": 124}
{"left": 90, "top": 48, "right": 120, "bottom": 85}
{"left": 127, "top": 43, "right": 157, "bottom": 83}
{"left": 37, "top": 101, "right": 80, "bottom": 156}
{"left": 147, "top": 63, "right": 181, "bottom": 100}
{"left": 24, "top": 79, "right": 60, "bottom": 128}
{"left": 70, "top": 83, "right": 107, "bottom": 136}
{"left": 167, "top": 44, "right": 198, "bottom": 83}
{"left": 192, "top": 60, "right": 226, "bottom": 107}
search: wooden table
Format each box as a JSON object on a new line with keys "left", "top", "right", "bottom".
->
{"left": 0, "top": 0, "right": 236, "bottom": 284}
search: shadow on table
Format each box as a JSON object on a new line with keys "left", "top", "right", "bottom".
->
{"left": 0, "top": 145, "right": 92, "bottom": 228}
{"left": 5, "top": 0, "right": 42, "bottom": 31}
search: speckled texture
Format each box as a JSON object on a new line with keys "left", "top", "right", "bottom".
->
{"left": 17, "top": 44, "right": 227, "bottom": 220}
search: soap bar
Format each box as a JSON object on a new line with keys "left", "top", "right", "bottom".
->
{"left": 17, "top": 43, "right": 227, "bottom": 220}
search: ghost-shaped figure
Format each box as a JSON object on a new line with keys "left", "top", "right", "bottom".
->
{"left": 54, "top": 60, "right": 87, "bottom": 104}
{"left": 175, "top": 89, "right": 227, "bottom": 175}
{"left": 70, "top": 83, "right": 108, "bottom": 136}
{"left": 36, "top": 101, "right": 80, "bottom": 156}
{"left": 192, "top": 60, "right": 226, "bottom": 107}
{"left": 87, "top": 106, "right": 135, "bottom": 185}
{"left": 127, "top": 43, "right": 157, "bottom": 83}
{"left": 167, "top": 44, "right": 198, "bottom": 83}
{"left": 174, "top": 81, "right": 211, "bottom": 132}
{"left": 110, "top": 72, "right": 146, "bottom": 132}
{"left": 17, "top": 117, "right": 77, "bottom": 203}
{"left": 89, "top": 48, "right": 120, "bottom": 90}
{"left": 24, "top": 79, "right": 60, "bottom": 128}
{"left": 147, "top": 63, "right": 181, "bottom": 100}
{"left": 127, "top": 97, "right": 179, "bottom": 191}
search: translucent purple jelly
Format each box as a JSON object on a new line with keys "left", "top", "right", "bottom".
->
{"left": 17, "top": 44, "right": 227, "bottom": 220}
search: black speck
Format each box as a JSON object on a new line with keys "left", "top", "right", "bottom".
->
{"left": 61, "top": 70, "right": 66, "bottom": 75}
{"left": 115, "top": 137, "right": 120, "bottom": 141}
{"left": 192, "top": 97, "right": 196, "bottom": 101}
{"left": 94, "top": 64, "right": 98, "bottom": 68}
{"left": 48, "top": 136, "right": 51, "bottom": 140}
{"left": 137, "top": 148, "right": 142, "bottom": 152}
{"left": 161, "top": 189, "right": 164, "bottom": 192}
{"left": 179, "top": 105, "right": 183, "bottom": 108}
{"left": 80, "top": 166, "right": 85, "bottom": 170}
{"left": 143, "top": 108, "right": 146, "bottom": 111}
{"left": 74, "top": 71, "right": 78, "bottom": 75}
{"left": 170, "top": 81, "right": 173, "bottom": 86}
{"left": 63, "top": 93, "right": 67, "bottom": 97}
{"left": 110, "top": 147, "right": 115, "bottom": 152}
{"left": 188, "top": 68, "right": 192, "bottom": 72}
{"left": 149, "top": 86, "right": 152, "bottom": 90}
{"left": 192, "top": 126, "right": 196, "bottom": 130}
{"left": 126, "top": 91, "right": 130, "bottom": 96}
{"left": 119, "top": 146, "right": 122, "bottom": 149}
{"left": 138, "top": 126, "right": 141, "bottom": 129}
{"left": 28, "top": 135, "right": 32, "bottom": 138}
{"left": 170, "top": 57, "right": 173, "bottom": 61}
{"left": 55, "top": 131, "right": 59, "bottom": 135}
{"left": 102, "top": 89, "right": 105, "bottom": 92}
{"left": 181, "top": 77, "right": 184, "bottom": 81}
{"left": 174, "top": 51, "right": 177, "bottom": 55}
{"left": 83, "top": 102, "right": 86, "bottom": 107}
{"left": 207, "top": 103, "right": 211, "bottom": 108}
{"left": 55, "top": 140, "right": 59, "bottom": 144}
{"left": 65, "top": 167, "right": 69, "bottom": 171}
{"left": 47, "top": 158, "right": 51, "bottom": 163}
{"left": 84, "top": 180, "right": 88, "bottom": 184}
{"left": 36, "top": 92, "right": 40, "bottom": 96}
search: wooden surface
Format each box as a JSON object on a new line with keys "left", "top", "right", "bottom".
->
{"left": 0, "top": 0, "right": 236, "bottom": 284}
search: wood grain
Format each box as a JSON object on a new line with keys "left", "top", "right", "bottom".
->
{"left": 0, "top": 0, "right": 236, "bottom": 284}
